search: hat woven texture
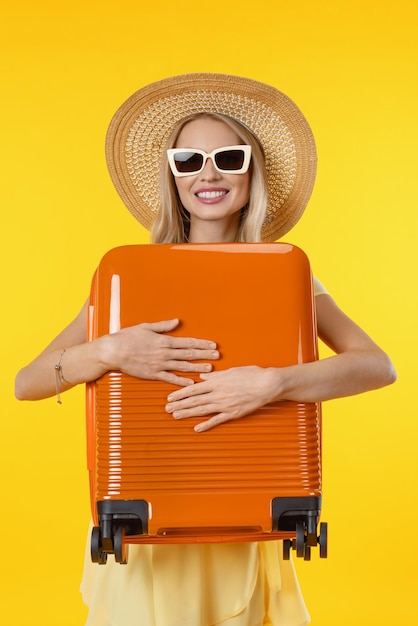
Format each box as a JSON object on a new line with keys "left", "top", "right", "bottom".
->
{"left": 106, "top": 73, "right": 317, "bottom": 241}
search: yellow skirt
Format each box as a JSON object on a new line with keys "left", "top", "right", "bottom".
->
{"left": 81, "top": 527, "right": 310, "bottom": 626}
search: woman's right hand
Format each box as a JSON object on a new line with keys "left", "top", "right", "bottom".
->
{"left": 100, "top": 318, "right": 220, "bottom": 386}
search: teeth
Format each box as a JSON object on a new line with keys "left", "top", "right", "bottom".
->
{"left": 196, "top": 190, "right": 227, "bottom": 199}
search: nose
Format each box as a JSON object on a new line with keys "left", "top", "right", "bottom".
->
{"left": 200, "top": 156, "right": 221, "bottom": 180}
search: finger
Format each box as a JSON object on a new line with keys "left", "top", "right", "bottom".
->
{"left": 199, "top": 372, "right": 214, "bottom": 381}
{"left": 165, "top": 336, "right": 218, "bottom": 351}
{"left": 141, "top": 319, "right": 180, "bottom": 333}
{"left": 167, "top": 381, "right": 211, "bottom": 402}
{"left": 166, "top": 392, "right": 213, "bottom": 415}
{"left": 194, "top": 414, "right": 228, "bottom": 433}
{"left": 158, "top": 372, "right": 195, "bottom": 387}
{"left": 169, "top": 402, "right": 217, "bottom": 420}
{"left": 165, "top": 361, "right": 213, "bottom": 375}
{"left": 166, "top": 348, "right": 220, "bottom": 361}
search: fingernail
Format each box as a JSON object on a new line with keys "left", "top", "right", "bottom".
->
{"left": 194, "top": 424, "right": 203, "bottom": 432}
{"left": 210, "top": 342, "right": 217, "bottom": 349}
{"left": 212, "top": 351, "right": 219, "bottom": 358}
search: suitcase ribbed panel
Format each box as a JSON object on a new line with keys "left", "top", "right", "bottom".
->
{"left": 95, "top": 374, "right": 321, "bottom": 500}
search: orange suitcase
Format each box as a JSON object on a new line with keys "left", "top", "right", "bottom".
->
{"left": 86, "top": 243, "right": 327, "bottom": 564}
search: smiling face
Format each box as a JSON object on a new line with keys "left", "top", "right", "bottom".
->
{"left": 173, "top": 117, "right": 251, "bottom": 242}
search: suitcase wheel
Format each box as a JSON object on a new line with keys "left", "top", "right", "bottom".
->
{"left": 319, "top": 522, "right": 328, "bottom": 558}
{"left": 90, "top": 524, "right": 130, "bottom": 565}
{"left": 114, "top": 526, "right": 129, "bottom": 564}
{"left": 296, "top": 523, "right": 305, "bottom": 558}
{"left": 91, "top": 526, "right": 107, "bottom": 565}
{"left": 282, "top": 521, "right": 328, "bottom": 560}
{"left": 283, "top": 539, "right": 292, "bottom": 560}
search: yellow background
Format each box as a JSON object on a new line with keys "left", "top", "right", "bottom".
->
{"left": 1, "top": 0, "right": 417, "bottom": 624}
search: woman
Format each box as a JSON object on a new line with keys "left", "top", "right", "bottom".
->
{"left": 15, "top": 74, "right": 396, "bottom": 625}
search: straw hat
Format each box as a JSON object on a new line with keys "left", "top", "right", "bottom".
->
{"left": 106, "top": 73, "right": 317, "bottom": 241}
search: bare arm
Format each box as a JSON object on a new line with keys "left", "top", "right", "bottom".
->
{"left": 271, "top": 293, "right": 397, "bottom": 402}
{"left": 15, "top": 301, "right": 220, "bottom": 401}
{"left": 165, "top": 294, "right": 397, "bottom": 431}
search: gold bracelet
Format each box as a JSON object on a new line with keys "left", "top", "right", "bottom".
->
{"left": 54, "top": 349, "right": 69, "bottom": 404}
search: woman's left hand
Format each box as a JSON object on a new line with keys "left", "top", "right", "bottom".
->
{"left": 165, "top": 366, "right": 278, "bottom": 432}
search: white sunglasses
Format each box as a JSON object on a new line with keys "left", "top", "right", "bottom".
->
{"left": 167, "top": 145, "right": 252, "bottom": 177}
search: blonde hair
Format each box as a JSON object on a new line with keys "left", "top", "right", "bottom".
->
{"left": 151, "top": 112, "right": 268, "bottom": 244}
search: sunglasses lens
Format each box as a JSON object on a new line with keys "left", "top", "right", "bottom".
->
{"left": 173, "top": 151, "right": 204, "bottom": 173}
{"left": 215, "top": 149, "right": 245, "bottom": 171}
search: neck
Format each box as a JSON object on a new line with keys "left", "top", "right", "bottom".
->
{"left": 188, "top": 217, "right": 240, "bottom": 243}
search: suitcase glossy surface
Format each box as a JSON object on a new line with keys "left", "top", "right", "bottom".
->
{"left": 86, "top": 243, "right": 325, "bottom": 562}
